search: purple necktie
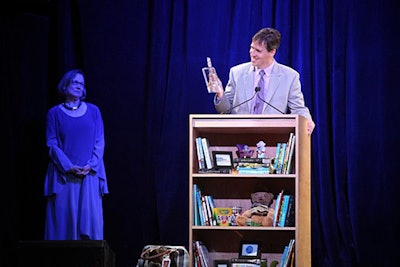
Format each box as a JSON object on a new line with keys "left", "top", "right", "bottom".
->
{"left": 252, "top": 70, "right": 265, "bottom": 114}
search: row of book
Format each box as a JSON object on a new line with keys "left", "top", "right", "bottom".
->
{"left": 194, "top": 184, "right": 295, "bottom": 228}
{"left": 193, "top": 184, "right": 217, "bottom": 226}
{"left": 272, "top": 190, "right": 295, "bottom": 227}
{"left": 235, "top": 132, "right": 296, "bottom": 175}
{"left": 195, "top": 137, "right": 213, "bottom": 170}
{"left": 279, "top": 239, "right": 295, "bottom": 267}
{"left": 194, "top": 239, "right": 294, "bottom": 267}
{"left": 273, "top": 133, "right": 296, "bottom": 174}
{"left": 193, "top": 240, "right": 211, "bottom": 267}
{"left": 195, "top": 133, "right": 296, "bottom": 174}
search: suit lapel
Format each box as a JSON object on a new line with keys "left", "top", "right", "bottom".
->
{"left": 243, "top": 65, "right": 255, "bottom": 111}
{"left": 264, "top": 63, "right": 281, "bottom": 109}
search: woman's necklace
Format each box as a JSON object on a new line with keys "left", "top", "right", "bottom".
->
{"left": 62, "top": 101, "right": 82, "bottom": 110}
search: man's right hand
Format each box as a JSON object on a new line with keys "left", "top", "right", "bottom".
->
{"left": 209, "top": 73, "right": 224, "bottom": 98}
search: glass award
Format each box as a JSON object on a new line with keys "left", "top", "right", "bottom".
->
{"left": 202, "top": 57, "right": 219, "bottom": 93}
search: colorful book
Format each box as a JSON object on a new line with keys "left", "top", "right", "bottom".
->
{"left": 195, "top": 186, "right": 205, "bottom": 226}
{"left": 193, "top": 184, "right": 199, "bottom": 225}
{"left": 204, "top": 195, "right": 214, "bottom": 226}
{"left": 195, "top": 241, "right": 210, "bottom": 267}
{"left": 274, "top": 143, "right": 281, "bottom": 171}
{"left": 273, "top": 190, "right": 284, "bottom": 227}
{"left": 282, "top": 133, "right": 294, "bottom": 173}
{"left": 206, "top": 195, "right": 216, "bottom": 226}
{"left": 279, "top": 245, "right": 289, "bottom": 267}
{"left": 277, "top": 195, "right": 286, "bottom": 227}
{"left": 278, "top": 195, "right": 291, "bottom": 227}
{"left": 277, "top": 143, "right": 287, "bottom": 174}
{"left": 283, "top": 239, "right": 295, "bottom": 267}
{"left": 201, "top": 196, "right": 210, "bottom": 226}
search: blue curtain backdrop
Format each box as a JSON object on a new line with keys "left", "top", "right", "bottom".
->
{"left": 1, "top": 0, "right": 399, "bottom": 266}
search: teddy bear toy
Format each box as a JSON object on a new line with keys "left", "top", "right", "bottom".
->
{"left": 236, "top": 191, "right": 275, "bottom": 227}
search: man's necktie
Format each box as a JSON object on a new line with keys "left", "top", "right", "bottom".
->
{"left": 252, "top": 70, "right": 265, "bottom": 114}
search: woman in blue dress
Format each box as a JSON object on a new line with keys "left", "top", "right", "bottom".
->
{"left": 44, "top": 69, "right": 109, "bottom": 240}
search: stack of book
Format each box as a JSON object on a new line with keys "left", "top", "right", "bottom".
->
{"left": 235, "top": 157, "right": 271, "bottom": 174}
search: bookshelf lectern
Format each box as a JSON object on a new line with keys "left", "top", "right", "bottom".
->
{"left": 189, "top": 114, "right": 311, "bottom": 266}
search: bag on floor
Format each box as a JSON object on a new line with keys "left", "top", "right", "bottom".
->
{"left": 137, "top": 245, "right": 189, "bottom": 267}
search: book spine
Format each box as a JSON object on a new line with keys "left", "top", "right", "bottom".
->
{"left": 280, "top": 245, "right": 289, "bottom": 267}
{"left": 234, "top": 157, "right": 266, "bottom": 163}
{"left": 274, "top": 143, "right": 281, "bottom": 170}
{"left": 204, "top": 195, "right": 214, "bottom": 226}
{"left": 193, "top": 184, "right": 199, "bottom": 226}
{"left": 195, "top": 241, "right": 210, "bottom": 267}
{"left": 196, "top": 137, "right": 206, "bottom": 170}
{"left": 193, "top": 242, "right": 201, "bottom": 267}
{"left": 201, "top": 196, "right": 210, "bottom": 226}
{"left": 284, "top": 195, "right": 295, "bottom": 227}
{"left": 285, "top": 239, "right": 295, "bottom": 267}
{"left": 207, "top": 195, "right": 216, "bottom": 226}
{"left": 282, "top": 132, "right": 294, "bottom": 173}
{"left": 273, "top": 190, "right": 284, "bottom": 227}
{"left": 201, "top": 138, "right": 213, "bottom": 169}
{"left": 237, "top": 168, "right": 270, "bottom": 174}
{"left": 278, "top": 195, "right": 290, "bottom": 227}
{"left": 196, "top": 187, "right": 205, "bottom": 226}
{"left": 277, "top": 143, "right": 287, "bottom": 174}
{"left": 285, "top": 135, "right": 296, "bottom": 174}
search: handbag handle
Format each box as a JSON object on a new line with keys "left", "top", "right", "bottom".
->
{"left": 141, "top": 247, "right": 174, "bottom": 260}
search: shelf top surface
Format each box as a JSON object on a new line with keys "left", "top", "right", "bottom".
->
{"left": 189, "top": 114, "right": 300, "bottom": 132}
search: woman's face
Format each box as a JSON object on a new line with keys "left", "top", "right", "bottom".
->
{"left": 66, "top": 73, "right": 85, "bottom": 99}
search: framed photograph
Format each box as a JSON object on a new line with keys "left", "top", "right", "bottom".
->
{"left": 212, "top": 151, "right": 234, "bottom": 169}
{"left": 238, "top": 241, "right": 261, "bottom": 259}
{"left": 214, "top": 260, "right": 230, "bottom": 267}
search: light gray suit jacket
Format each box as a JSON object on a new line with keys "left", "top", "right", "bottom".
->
{"left": 214, "top": 61, "right": 312, "bottom": 121}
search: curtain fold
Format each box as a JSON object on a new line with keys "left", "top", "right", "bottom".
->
{"left": 2, "top": 0, "right": 399, "bottom": 266}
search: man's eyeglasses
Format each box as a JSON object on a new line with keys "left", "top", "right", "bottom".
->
{"left": 71, "top": 80, "right": 85, "bottom": 87}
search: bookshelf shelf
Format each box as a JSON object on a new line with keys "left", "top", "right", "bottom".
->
{"left": 189, "top": 114, "right": 311, "bottom": 267}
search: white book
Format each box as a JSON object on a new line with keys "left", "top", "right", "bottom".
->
{"left": 196, "top": 137, "right": 206, "bottom": 170}
{"left": 201, "top": 138, "right": 213, "bottom": 169}
{"left": 285, "top": 135, "right": 296, "bottom": 174}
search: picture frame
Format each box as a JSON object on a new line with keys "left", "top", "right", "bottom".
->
{"left": 212, "top": 151, "right": 234, "bottom": 169}
{"left": 214, "top": 260, "right": 230, "bottom": 267}
{"left": 238, "top": 241, "right": 261, "bottom": 259}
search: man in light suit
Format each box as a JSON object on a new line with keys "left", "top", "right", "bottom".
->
{"left": 213, "top": 28, "right": 315, "bottom": 134}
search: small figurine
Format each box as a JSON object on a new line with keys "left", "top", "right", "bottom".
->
{"left": 236, "top": 144, "right": 254, "bottom": 158}
{"left": 256, "top": 141, "right": 266, "bottom": 158}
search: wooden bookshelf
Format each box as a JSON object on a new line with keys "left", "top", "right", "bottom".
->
{"left": 189, "top": 114, "right": 311, "bottom": 267}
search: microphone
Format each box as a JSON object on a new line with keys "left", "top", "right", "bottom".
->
{"left": 221, "top": 87, "right": 261, "bottom": 114}
{"left": 255, "top": 86, "right": 285, "bottom": 114}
